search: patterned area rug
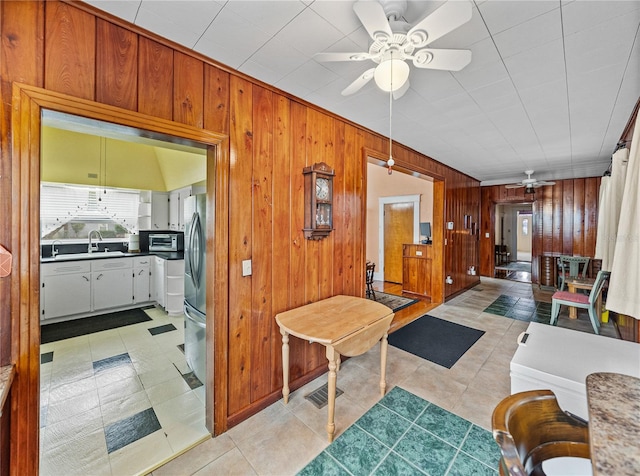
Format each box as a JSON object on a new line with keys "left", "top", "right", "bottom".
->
{"left": 367, "top": 291, "right": 418, "bottom": 312}
{"left": 299, "top": 386, "right": 500, "bottom": 475}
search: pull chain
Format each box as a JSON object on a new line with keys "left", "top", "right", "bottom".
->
{"left": 387, "top": 52, "right": 395, "bottom": 175}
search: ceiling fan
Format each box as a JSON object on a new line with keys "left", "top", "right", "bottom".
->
{"left": 505, "top": 170, "right": 556, "bottom": 191}
{"left": 315, "top": 0, "right": 473, "bottom": 98}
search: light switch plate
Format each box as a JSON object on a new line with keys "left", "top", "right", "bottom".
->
{"left": 242, "top": 259, "right": 252, "bottom": 276}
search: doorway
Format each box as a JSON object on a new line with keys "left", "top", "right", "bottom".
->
{"left": 11, "top": 84, "right": 228, "bottom": 475}
{"left": 494, "top": 203, "right": 532, "bottom": 283}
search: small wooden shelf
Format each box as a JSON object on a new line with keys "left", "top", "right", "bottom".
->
{"left": 402, "top": 244, "right": 432, "bottom": 298}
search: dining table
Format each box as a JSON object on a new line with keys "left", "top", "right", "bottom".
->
{"left": 586, "top": 372, "right": 640, "bottom": 475}
{"left": 275, "top": 295, "right": 394, "bottom": 442}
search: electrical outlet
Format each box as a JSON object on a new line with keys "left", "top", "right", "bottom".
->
{"left": 242, "top": 259, "right": 252, "bottom": 276}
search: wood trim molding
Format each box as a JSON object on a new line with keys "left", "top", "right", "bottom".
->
{"left": 10, "top": 83, "right": 230, "bottom": 473}
{"left": 361, "top": 146, "right": 445, "bottom": 305}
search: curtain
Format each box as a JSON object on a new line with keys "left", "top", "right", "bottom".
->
{"left": 607, "top": 117, "right": 640, "bottom": 319}
{"left": 594, "top": 148, "right": 629, "bottom": 271}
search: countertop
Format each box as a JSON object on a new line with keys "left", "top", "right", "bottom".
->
{"left": 41, "top": 251, "right": 184, "bottom": 263}
{"left": 586, "top": 372, "right": 640, "bottom": 476}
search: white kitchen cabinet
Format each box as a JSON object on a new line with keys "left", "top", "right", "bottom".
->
{"left": 139, "top": 191, "right": 169, "bottom": 230}
{"left": 169, "top": 186, "right": 192, "bottom": 231}
{"left": 150, "top": 256, "right": 184, "bottom": 315}
{"left": 151, "top": 192, "right": 169, "bottom": 229}
{"left": 151, "top": 255, "right": 166, "bottom": 307}
{"left": 92, "top": 258, "right": 133, "bottom": 311}
{"left": 41, "top": 262, "right": 91, "bottom": 320}
{"left": 165, "top": 259, "right": 185, "bottom": 315}
{"left": 133, "top": 256, "right": 152, "bottom": 304}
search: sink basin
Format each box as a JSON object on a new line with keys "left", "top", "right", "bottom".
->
{"left": 54, "top": 251, "right": 125, "bottom": 260}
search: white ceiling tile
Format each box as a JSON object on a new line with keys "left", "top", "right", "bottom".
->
{"left": 492, "top": 9, "right": 562, "bottom": 59}
{"left": 452, "top": 60, "right": 509, "bottom": 92}
{"left": 194, "top": 8, "right": 272, "bottom": 70}
{"left": 562, "top": 0, "right": 640, "bottom": 35}
{"left": 505, "top": 39, "right": 566, "bottom": 90}
{"left": 309, "top": 0, "right": 363, "bottom": 36}
{"left": 477, "top": 1, "right": 559, "bottom": 35}
{"left": 221, "top": 1, "right": 307, "bottom": 37}
{"left": 277, "top": 60, "right": 339, "bottom": 94}
{"left": 275, "top": 7, "right": 344, "bottom": 57}
{"left": 85, "top": 0, "right": 141, "bottom": 22}
{"left": 244, "top": 37, "right": 308, "bottom": 82}
{"left": 136, "top": 1, "right": 224, "bottom": 48}
{"left": 410, "top": 69, "right": 466, "bottom": 102}
{"left": 469, "top": 79, "right": 519, "bottom": 113}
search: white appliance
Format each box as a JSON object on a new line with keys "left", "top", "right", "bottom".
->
{"left": 511, "top": 322, "right": 640, "bottom": 420}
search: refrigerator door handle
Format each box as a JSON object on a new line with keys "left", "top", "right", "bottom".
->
{"left": 184, "top": 300, "right": 206, "bottom": 322}
{"left": 191, "top": 211, "right": 202, "bottom": 289}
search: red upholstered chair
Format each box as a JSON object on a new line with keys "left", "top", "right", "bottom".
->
{"left": 550, "top": 270, "right": 610, "bottom": 334}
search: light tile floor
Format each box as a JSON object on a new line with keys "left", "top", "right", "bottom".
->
{"left": 152, "top": 277, "right": 619, "bottom": 476}
{"left": 39, "top": 307, "right": 209, "bottom": 476}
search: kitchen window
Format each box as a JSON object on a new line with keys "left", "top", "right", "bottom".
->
{"left": 41, "top": 183, "right": 139, "bottom": 241}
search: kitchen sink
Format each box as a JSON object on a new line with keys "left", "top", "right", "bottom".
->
{"left": 54, "top": 251, "right": 126, "bottom": 260}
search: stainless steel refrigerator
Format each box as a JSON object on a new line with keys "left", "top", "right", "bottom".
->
{"left": 184, "top": 194, "right": 206, "bottom": 383}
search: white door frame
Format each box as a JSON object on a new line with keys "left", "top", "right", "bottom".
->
{"left": 378, "top": 194, "right": 421, "bottom": 281}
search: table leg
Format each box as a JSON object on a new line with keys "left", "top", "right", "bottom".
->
{"left": 379, "top": 334, "right": 389, "bottom": 396}
{"left": 281, "top": 329, "right": 290, "bottom": 404}
{"left": 567, "top": 284, "right": 578, "bottom": 319}
{"left": 325, "top": 345, "right": 338, "bottom": 442}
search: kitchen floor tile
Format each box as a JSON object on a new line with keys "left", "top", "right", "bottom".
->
{"left": 105, "top": 407, "right": 162, "bottom": 453}
{"left": 40, "top": 307, "right": 206, "bottom": 475}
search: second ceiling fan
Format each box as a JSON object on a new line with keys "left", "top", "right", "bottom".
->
{"left": 315, "top": 0, "right": 473, "bottom": 98}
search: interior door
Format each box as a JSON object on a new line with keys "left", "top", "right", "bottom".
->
{"left": 383, "top": 202, "right": 414, "bottom": 283}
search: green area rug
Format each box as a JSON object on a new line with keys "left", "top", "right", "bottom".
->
{"left": 483, "top": 295, "right": 551, "bottom": 324}
{"left": 299, "top": 386, "right": 500, "bottom": 475}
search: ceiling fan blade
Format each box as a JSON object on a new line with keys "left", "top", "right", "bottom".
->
{"left": 406, "top": 1, "right": 473, "bottom": 48}
{"left": 314, "top": 52, "right": 374, "bottom": 62}
{"left": 341, "top": 68, "right": 375, "bottom": 96}
{"left": 505, "top": 184, "right": 525, "bottom": 189}
{"left": 393, "top": 80, "right": 410, "bottom": 99}
{"left": 353, "top": 1, "right": 393, "bottom": 43}
{"left": 536, "top": 180, "right": 556, "bottom": 186}
{"left": 412, "top": 49, "right": 472, "bottom": 71}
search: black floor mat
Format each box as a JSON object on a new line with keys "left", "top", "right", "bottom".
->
{"left": 41, "top": 308, "right": 152, "bottom": 344}
{"left": 388, "top": 314, "right": 485, "bottom": 369}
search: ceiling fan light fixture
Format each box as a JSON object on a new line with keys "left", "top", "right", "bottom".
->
{"left": 374, "top": 58, "right": 410, "bottom": 92}
{"left": 524, "top": 187, "right": 535, "bottom": 195}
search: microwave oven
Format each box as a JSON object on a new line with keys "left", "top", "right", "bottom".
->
{"left": 149, "top": 233, "right": 184, "bottom": 252}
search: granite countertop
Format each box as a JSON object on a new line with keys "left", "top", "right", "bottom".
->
{"left": 586, "top": 372, "right": 640, "bottom": 476}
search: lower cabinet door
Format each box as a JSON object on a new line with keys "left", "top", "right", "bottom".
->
{"left": 42, "top": 273, "right": 91, "bottom": 320}
{"left": 93, "top": 268, "right": 134, "bottom": 311}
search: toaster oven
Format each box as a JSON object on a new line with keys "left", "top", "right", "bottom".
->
{"left": 149, "top": 233, "right": 184, "bottom": 252}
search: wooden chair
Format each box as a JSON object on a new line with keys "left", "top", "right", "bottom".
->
{"left": 365, "top": 262, "right": 376, "bottom": 300}
{"left": 557, "top": 256, "right": 590, "bottom": 291}
{"left": 550, "top": 270, "right": 610, "bottom": 335}
{"left": 492, "top": 389, "right": 591, "bottom": 476}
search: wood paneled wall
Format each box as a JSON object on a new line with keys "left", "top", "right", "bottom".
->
{"left": 1, "top": 1, "right": 480, "bottom": 471}
{"left": 479, "top": 177, "right": 601, "bottom": 282}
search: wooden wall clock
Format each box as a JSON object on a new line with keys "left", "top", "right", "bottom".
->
{"left": 303, "top": 162, "right": 335, "bottom": 240}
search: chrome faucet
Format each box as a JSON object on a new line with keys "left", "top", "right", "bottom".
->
{"left": 88, "top": 230, "right": 103, "bottom": 253}
{"left": 51, "top": 240, "right": 62, "bottom": 258}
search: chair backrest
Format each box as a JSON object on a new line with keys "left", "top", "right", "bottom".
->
{"left": 492, "top": 390, "right": 590, "bottom": 475}
{"left": 559, "top": 255, "right": 590, "bottom": 280}
{"left": 365, "top": 262, "right": 375, "bottom": 284}
{"left": 589, "top": 270, "right": 610, "bottom": 305}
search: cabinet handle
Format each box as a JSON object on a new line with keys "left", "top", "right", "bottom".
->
{"left": 96, "top": 273, "right": 103, "bottom": 280}
{"left": 83, "top": 275, "right": 89, "bottom": 282}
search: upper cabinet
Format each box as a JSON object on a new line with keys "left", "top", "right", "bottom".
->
{"left": 169, "top": 186, "right": 192, "bottom": 231}
{"left": 139, "top": 191, "right": 169, "bottom": 230}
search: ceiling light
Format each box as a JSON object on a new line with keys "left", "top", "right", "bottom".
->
{"left": 374, "top": 58, "right": 410, "bottom": 92}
